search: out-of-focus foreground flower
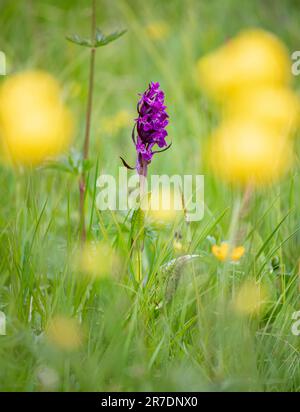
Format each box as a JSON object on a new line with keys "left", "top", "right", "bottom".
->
{"left": 233, "top": 281, "right": 267, "bottom": 316}
{"left": 0, "top": 70, "right": 73, "bottom": 166}
{"left": 46, "top": 316, "right": 82, "bottom": 351}
{"left": 197, "top": 29, "right": 291, "bottom": 99}
{"left": 225, "top": 87, "right": 300, "bottom": 135}
{"left": 142, "top": 186, "right": 183, "bottom": 222}
{"left": 197, "top": 29, "right": 300, "bottom": 186}
{"left": 209, "top": 121, "right": 293, "bottom": 185}
{"left": 76, "top": 241, "right": 121, "bottom": 279}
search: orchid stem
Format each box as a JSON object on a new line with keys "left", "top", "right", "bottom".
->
{"left": 134, "top": 160, "right": 148, "bottom": 284}
{"left": 139, "top": 160, "right": 148, "bottom": 198}
{"left": 79, "top": 0, "right": 96, "bottom": 243}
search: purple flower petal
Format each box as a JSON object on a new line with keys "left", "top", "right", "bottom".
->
{"left": 133, "top": 82, "right": 170, "bottom": 172}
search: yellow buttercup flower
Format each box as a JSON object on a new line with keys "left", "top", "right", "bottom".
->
{"left": 102, "top": 110, "right": 132, "bottom": 135}
{"left": 225, "top": 87, "right": 300, "bottom": 135}
{"left": 0, "top": 70, "right": 73, "bottom": 166}
{"left": 143, "top": 187, "right": 183, "bottom": 222}
{"left": 231, "top": 246, "right": 246, "bottom": 262}
{"left": 197, "top": 29, "right": 291, "bottom": 99}
{"left": 76, "top": 241, "right": 120, "bottom": 279}
{"left": 212, "top": 242, "right": 245, "bottom": 262}
{"left": 46, "top": 316, "right": 82, "bottom": 351}
{"left": 209, "top": 121, "right": 292, "bottom": 186}
{"left": 212, "top": 243, "right": 229, "bottom": 262}
{"left": 233, "top": 281, "right": 267, "bottom": 316}
{"left": 198, "top": 30, "right": 298, "bottom": 187}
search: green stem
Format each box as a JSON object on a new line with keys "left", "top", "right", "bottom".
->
{"left": 134, "top": 161, "right": 147, "bottom": 284}
{"left": 79, "top": 0, "right": 96, "bottom": 243}
{"left": 137, "top": 249, "right": 142, "bottom": 283}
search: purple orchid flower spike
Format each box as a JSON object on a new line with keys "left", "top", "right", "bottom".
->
{"left": 121, "top": 82, "right": 171, "bottom": 177}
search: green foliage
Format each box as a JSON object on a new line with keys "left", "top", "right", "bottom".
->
{"left": 66, "top": 28, "right": 126, "bottom": 48}
{"left": 130, "top": 207, "right": 145, "bottom": 251}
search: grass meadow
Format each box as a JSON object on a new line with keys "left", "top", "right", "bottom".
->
{"left": 0, "top": 0, "right": 300, "bottom": 392}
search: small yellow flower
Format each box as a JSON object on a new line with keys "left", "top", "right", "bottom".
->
{"left": 46, "top": 316, "right": 82, "bottom": 351}
{"left": 212, "top": 242, "right": 245, "bottom": 262}
{"left": 0, "top": 70, "right": 73, "bottom": 165}
{"left": 102, "top": 110, "right": 132, "bottom": 135}
{"left": 234, "top": 281, "right": 267, "bottom": 316}
{"left": 76, "top": 241, "right": 120, "bottom": 279}
{"left": 197, "top": 29, "right": 291, "bottom": 99}
{"left": 144, "top": 187, "right": 183, "bottom": 222}
{"left": 231, "top": 246, "right": 245, "bottom": 262}
{"left": 145, "top": 21, "right": 170, "bottom": 40}
{"left": 212, "top": 243, "right": 229, "bottom": 261}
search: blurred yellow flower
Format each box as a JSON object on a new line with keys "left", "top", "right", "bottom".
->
{"left": 209, "top": 121, "right": 292, "bottom": 186}
{"left": 197, "top": 29, "right": 291, "bottom": 99}
{"left": 76, "top": 241, "right": 120, "bottom": 279}
{"left": 143, "top": 187, "right": 183, "bottom": 222}
{"left": 145, "top": 21, "right": 170, "bottom": 40}
{"left": 46, "top": 316, "right": 82, "bottom": 351}
{"left": 0, "top": 70, "right": 73, "bottom": 166}
{"left": 102, "top": 110, "right": 132, "bottom": 135}
{"left": 212, "top": 242, "right": 245, "bottom": 262}
{"left": 225, "top": 87, "right": 300, "bottom": 135}
{"left": 231, "top": 246, "right": 246, "bottom": 261}
{"left": 198, "top": 30, "right": 298, "bottom": 187}
{"left": 234, "top": 280, "right": 267, "bottom": 315}
{"left": 212, "top": 243, "right": 229, "bottom": 261}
